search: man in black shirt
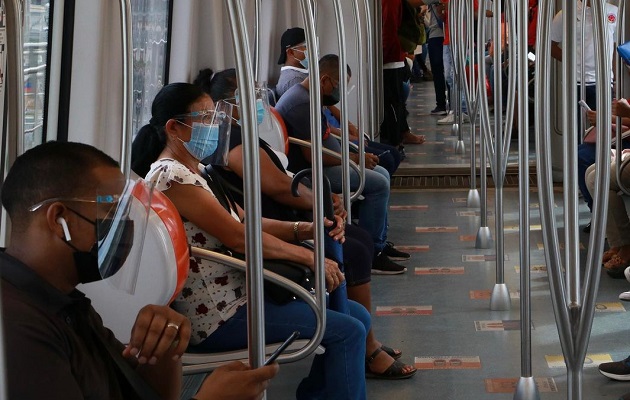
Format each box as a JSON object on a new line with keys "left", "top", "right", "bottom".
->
{"left": 1, "top": 141, "right": 277, "bottom": 399}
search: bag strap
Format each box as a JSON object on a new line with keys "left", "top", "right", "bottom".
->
{"left": 200, "top": 165, "right": 239, "bottom": 215}
{"left": 429, "top": 4, "right": 443, "bottom": 30}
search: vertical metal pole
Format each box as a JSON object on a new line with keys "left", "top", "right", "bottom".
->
{"left": 225, "top": 0, "right": 266, "bottom": 374}
{"left": 351, "top": 0, "right": 367, "bottom": 200}
{"left": 332, "top": 0, "right": 353, "bottom": 216}
{"left": 253, "top": 0, "right": 262, "bottom": 82}
{"left": 362, "top": 0, "right": 377, "bottom": 139}
{"left": 119, "top": 0, "right": 133, "bottom": 179}
{"left": 513, "top": 0, "right": 538, "bottom": 395}
{"left": 373, "top": 0, "right": 384, "bottom": 130}
{"left": 536, "top": 0, "right": 611, "bottom": 397}
{"left": 1, "top": 2, "right": 22, "bottom": 397}
{"left": 5, "top": 0, "right": 24, "bottom": 165}
{"left": 298, "top": 0, "right": 328, "bottom": 346}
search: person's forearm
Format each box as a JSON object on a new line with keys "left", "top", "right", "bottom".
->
{"left": 137, "top": 359, "right": 182, "bottom": 400}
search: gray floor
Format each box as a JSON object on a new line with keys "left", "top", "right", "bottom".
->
{"left": 183, "top": 81, "right": 630, "bottom": 399}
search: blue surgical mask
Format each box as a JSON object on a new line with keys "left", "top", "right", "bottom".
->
{"left": 299, "top": 50, "right": 309, "bottom": 69}
{"left": 180, "top": 122, "right": 220, "bottom": 160}
{"left": 235, "top": 98, "right": 266, "bottom": 126}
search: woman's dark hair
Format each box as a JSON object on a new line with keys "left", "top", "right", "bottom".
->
{"left": 131, "top": 83, "right": 205, "bottom": 177}
{"left": 193, "top": 68, "right": 237, "bottom": 102}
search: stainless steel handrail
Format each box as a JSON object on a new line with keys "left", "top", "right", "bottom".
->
{"left": 5, "top": 0, "right": 25, "bottom": 165}
{"left": 225, "top": 0, "right": 267, "bottom": 371}
{"left": 289, "top": 137, "right": 364, "bottom": 183}
{"left": 536, "top": 0, "right": 611, "bottom": 396}
{"left": 253, "top": 0, "right": 262, "bottom": 82}
{"left": 351, "top": 0, "right": 367, "bottom": 201}
{"left": 363, "top": 0, "right": 377, "bottom": 139}
{"left": 118, "top": 0, "right": 133, "bottom": 179}
{"left": 513, "top": 0, "right": 538, "bottom": 396}
{"left": 188, "top": 248, "right": 324, "bottom": 366}
{"left": 298, "top": 0, "right": 329, "bottom": 360}
{"left": 373, "top": 0, "right": 384, "bottom": 129}
{"left": 332, "top": 0, "right": 352, "bottom": 214}
{"left": 615, "top": 0, "right": 629, "bottom": 195}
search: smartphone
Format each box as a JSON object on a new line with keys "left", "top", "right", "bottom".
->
{"left": 264, "top": 331, "right": 300, "bottom": 365}
{"left": 578, "top": 100, "right": 592, "bottom": 111}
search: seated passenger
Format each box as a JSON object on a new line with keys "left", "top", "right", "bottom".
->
{"left": 275, "top": 54, "right": 411, "bottom": 274}
{"left": 0, "top": 141, "right": 278, "bottom": 400}
{"left": 131, "top": 82, "right": 371, "bottom": 399}
{"left": 276, "top": 27, "right": 309, "bottom": 98}
{"left": 276, "top": 28, "right": 402, "bottom": 175}
{"left": 585, "top": 98, "right": 630, "bottom": 277}
{"left": 579, "top": 97, "right": 630, "bottom": 233}
{"left": 196, "top": 67, "right": 417, "bottom": 379}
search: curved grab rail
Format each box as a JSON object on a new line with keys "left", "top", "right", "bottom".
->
{"left": 225, "top": 0, "right": 267, "bottom": 369}
{"left": 118, "top": 0, "right": 133, "bottom": 179}
{"left": 535, "top": 0, "right": 611, "bottom": 395}
{"left": 362, "top": 0, "right": 377, "bottom": 139}
{"left": 189, "top": 248, "right": 324, "bottom": 366}
{"left": 350, "top": 0, "right": 367, "bottom": 202}
{"left": 288, "top": 137, "right": 364, "bottom": 194}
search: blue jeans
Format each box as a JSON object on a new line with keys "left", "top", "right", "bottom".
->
{"left": 428, "top": 36, "right": 447, "bottom": 109}
{"left": 197, "top": 300, "right": 370, "bottom": 400}
{"left": 443, "top": 44, "right": 468, "bottom": 114}
{"left": 324, "top": 165, "right": 390, "bottom": 252}
{"left": 365, "top": 141, "right": 402, "bottom": 177}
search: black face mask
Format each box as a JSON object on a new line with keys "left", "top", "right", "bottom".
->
{"left": 64, "top": 208, "right": 135, "bottom": 284}
{"left": 322, "top": 84, "right": 340, "bottom": 107}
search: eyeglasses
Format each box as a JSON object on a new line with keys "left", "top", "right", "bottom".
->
{"left": 28, "top": 195, "right": 120, "bottom": 212}
{"left": 172, "top": 109, "right": 225, "bottom": 126}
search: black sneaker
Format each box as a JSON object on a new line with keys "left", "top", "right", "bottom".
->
{"left": 430, "top": 107, "right": 447, "bottom": 116}
{"left": 383, "top": 241, "right": 411, "bottom": 261}
{"left": 372, "top": 252, "right": 407, "bottom": 275}
{"left": 599, "top": 356, "right": 630, "bottom": 381}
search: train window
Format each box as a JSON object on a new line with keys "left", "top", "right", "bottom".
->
{"left": 132, "top": 0, "right": 171, "bottom": 136}
{"left": 22, "top": 0, "right": 50, "bottom": 150}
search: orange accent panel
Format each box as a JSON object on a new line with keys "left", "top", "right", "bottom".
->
{"left": 148, "top": 189, "right": 189, "bottom": 303}
{"left": 270, "top": 106, "right": 290, "bottom": 155}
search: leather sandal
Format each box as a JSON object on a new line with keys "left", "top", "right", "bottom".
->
{"left": 380, "top": 344, "right": 402, "bottom": 360}
{"left": 604, "top": 254, "right": 630, "bottom": 270}
{"left": 602, "top": 248, "right": 619, "bottom": 264}
{"left": 365, "top": 347, "right": 417, "bottom": 380}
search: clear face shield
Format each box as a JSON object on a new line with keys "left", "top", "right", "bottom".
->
{"left": 186, "top": 101, "right": 233, "bottom": 167}
{"left": 231, "top": 84, "right": 273, "bottom": 130}
{"left": 97, "top": 178, "right": 154, "bottom": 294}
{"left": 29, "top": 178, "right": 155, "bottom": 294}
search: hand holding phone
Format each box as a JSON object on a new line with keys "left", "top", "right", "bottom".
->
{"left": 578, "top": 100, "right": 592, "bottom": 111}
{"left": 264, "top": 331, "right": 300, "bottom": 365}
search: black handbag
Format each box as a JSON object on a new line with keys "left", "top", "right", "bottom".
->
{"left": 200, "top": 166, "right": 315, "bottom": 304}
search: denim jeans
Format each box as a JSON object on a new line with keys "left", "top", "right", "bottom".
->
{"left": 197, "top": 300, "right": 370, "bottom": 400}
{"left": 428, "top": 36, "right": 447, "bottom": 109}
{"left": 579, "top": 140, "right": 630, "bottom": 211}
{"left": 324, "top": 165, "right": 390, "bottom": 252}
{"left": 443, "top": 44, "right": 468, "bottom": 114}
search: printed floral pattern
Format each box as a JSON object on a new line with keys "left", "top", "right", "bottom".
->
{"left": 146, "top": 158, "right": 247, "bottom": 345}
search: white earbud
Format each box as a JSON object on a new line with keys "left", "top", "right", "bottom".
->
{"left": 57, "top": 217, "right": 72, "bottom": 241}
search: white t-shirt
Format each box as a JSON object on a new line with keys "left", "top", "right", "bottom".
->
{"left": 550, "top": 1, "right": 618, "bottom": 84}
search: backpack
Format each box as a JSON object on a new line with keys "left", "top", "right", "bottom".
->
{"left": 398, "top": 1, "right": 426, "bottom": 52}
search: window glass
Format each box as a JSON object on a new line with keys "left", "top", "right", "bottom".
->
{"left": 132, "top": 0, "right": 170, "bottom": 137}
{"left": 22, "top": 0, "right": 50, "bottom": 150}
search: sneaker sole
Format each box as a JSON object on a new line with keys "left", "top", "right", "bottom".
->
{"left": 384, "top": 256, "right": 410, "bottom": 262}
{"left": 599, "top": 369, "right": 630, "bottom": 381}
{"left": 371, "top": 268, "right": 407, "bottom": 275}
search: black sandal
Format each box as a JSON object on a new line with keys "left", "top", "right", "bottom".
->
{"left": 365, "top": 347, "right": 417, "bottom": 380}
{"left": 380, "top": 344, "right": 402, "bottom": 360}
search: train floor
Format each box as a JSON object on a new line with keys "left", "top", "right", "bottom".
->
{"left": 181, "top": 81, "right": 630, "bottom": 399}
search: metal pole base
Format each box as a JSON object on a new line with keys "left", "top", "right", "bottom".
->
{"left": 476, "top": 226, "right": 492, "bottom": 248}
{"left": 467, "top": 189, "right": 480, "bottom": 208}
{"left": 490, "top": 283, "right": 511, "bottom": 310}
{"left": 455, "top": 140, "right": 465, "bottom": 154}
{"left": 451, "top": 122, "right": 459, "bottom": 137}
{"left": 513, "top": 377, "right": 540, "bottom": 400}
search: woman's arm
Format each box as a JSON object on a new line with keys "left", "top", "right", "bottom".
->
{"left": 227, "top": 145, "right": 314, "bottom": 211}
